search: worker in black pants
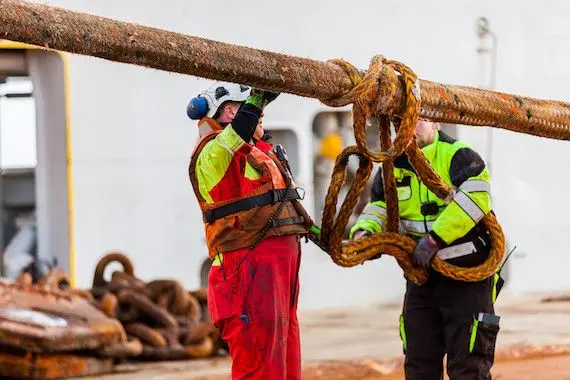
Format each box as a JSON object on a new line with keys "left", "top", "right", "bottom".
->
{"left": 351, "top": 120, "right": 501, "bottom": 379}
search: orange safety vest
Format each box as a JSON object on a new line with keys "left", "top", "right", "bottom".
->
{"left": 188, "top": 130, "right": 311, "bottom": 258}
{"left": 197, "top": 117, "right": 223, "bottom": 138}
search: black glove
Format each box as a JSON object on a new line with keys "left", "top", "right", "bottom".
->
{"left": 261, "top": 130, "right": 272, "bottom": 141}
{"left": 245, "top": 88, "right": 280, "bottom": 110}
{"left": 411, "top": 234, "right": 440, "bottom": 269}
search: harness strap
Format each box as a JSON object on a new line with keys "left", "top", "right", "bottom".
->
{"left": 203, "top": 189, "right": 302, "bottom": 223}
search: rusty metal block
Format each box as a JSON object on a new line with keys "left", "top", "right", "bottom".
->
{"left": 0, "top": 350, "right": 115, "bottom": 379}
{"left": 0, "top": 280, "right": 125, "bottom": 353}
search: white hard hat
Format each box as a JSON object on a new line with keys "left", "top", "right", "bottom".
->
{"left": 199, "top": 82, "right": 251, "bottom": 119}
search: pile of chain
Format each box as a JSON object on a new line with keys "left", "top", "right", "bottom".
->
{"left": 312, "top": 55, "right": 506, "bottom": 285}
{"left": 89, "top": 252, "right": 226, "bottom": 361}
{"left": 16, "top": 252, "right": 226, "bottom": 363}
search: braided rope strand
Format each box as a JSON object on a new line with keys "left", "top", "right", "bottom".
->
{"left": 317, "top": 55, "right": 505, "bottom": 285}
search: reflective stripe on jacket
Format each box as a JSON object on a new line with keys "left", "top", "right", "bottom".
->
{"left": 350, "top": 131, "right": 491, "bottom": 254}
{"left": 189, "top": 121, "right": 308, "bottom": 257}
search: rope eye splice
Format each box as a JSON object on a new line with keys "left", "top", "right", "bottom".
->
{"left": 310, "top": 55, "right": 505, "bottom": 286}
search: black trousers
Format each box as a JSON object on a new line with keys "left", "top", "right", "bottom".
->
{"left": 400, "top": 272, "right": 499, "bottom": 380}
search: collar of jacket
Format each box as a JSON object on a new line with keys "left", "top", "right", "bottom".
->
{"left": 254, "top": 138, "right": 273, "bottom": 154}
{"left": 393, "top": 131, "right": 441, "bottom": 172}
{"left": 422, "top": 130, "right": 440, "bottom": 162}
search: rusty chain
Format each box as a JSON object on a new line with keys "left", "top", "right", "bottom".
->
{"left": 89, "top": 252, "right": 225, "bottom": 361}
{"left": 15, "top": 252, "right": 226, "bottom": 362}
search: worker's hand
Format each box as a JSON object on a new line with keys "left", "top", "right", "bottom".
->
{"left": 352, "top": 230, "right": 372, "bottom": 240}
{"left": 246, "top": 88, "right": 280, "bottom": 110}
{"left": 411, "top": 234, "right": 440, "bottom": 269}
{"left": 353, "top": 230, "right": 382, "bottom": 260}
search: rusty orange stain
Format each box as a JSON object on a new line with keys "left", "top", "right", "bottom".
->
{"left": 0, "top": 351, "right": 114, "bottom": 379}
{"left": 499, "top": 93, "right": 510, "bottom": 101}
{"left": 512, "top": 103, "right": 520, "bottom": 116}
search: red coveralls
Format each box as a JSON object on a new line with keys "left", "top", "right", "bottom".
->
{"left": 208, "top": 235, "right": 301, "bottom": 379}
{"left": 195, "top": 125, "right": 303, "bottom": 379}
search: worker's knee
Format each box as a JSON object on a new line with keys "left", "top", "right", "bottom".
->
{"left": 219, "top": 316, "right": 289, "bottom": 379}
{"left": 446, "top": 316, "right": 499, "bottom": 380}
{"left": 218, "top": 316, "right": 263, "bottom": 377}
{"left": 402, "top": 324, "right": 445, "bottom": 379}
{"left": 404, "top": 354, "right": 444, "bottom": 380}
{"left": 447, "top": 354, "right": 495, "bottom": 380}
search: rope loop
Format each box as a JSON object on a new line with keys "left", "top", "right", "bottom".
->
{"left": 314, "top": 55, "right": 505, "bottom": 285}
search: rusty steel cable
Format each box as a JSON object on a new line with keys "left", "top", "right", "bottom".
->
{"left": 0, "top": 0, "right": 570, "bottom": 141}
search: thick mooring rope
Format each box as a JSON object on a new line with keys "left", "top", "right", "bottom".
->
{"left": 316, "top": 55, "right": 505, "bottom": 285}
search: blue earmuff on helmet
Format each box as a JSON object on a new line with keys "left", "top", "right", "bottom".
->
{"left": 186, "top": 96, "right": 209, "bottom": 120}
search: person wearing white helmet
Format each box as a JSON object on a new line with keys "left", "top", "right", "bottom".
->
{"left": 188, "top": 82, "right": 267, "bottom": 139}
{"left": 187, "top": 82, "right": 312, "bottom": 379}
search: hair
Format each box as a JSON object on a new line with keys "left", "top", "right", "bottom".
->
{"left": 418, "top": 118, "right": 441, "bottom": 131}
{"left": 214, "top": 101, "right": 242, "bottom": 121}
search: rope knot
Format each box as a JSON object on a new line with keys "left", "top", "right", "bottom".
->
{"left": 321, "top": 55, "right": 422, "bottom": 163}
{"left": 323, "top": 55, "right": 385, "bottom": 113}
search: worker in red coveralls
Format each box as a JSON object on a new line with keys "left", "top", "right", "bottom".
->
{"left": 186, "top": 82, "right": 312, "bottom": 379}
